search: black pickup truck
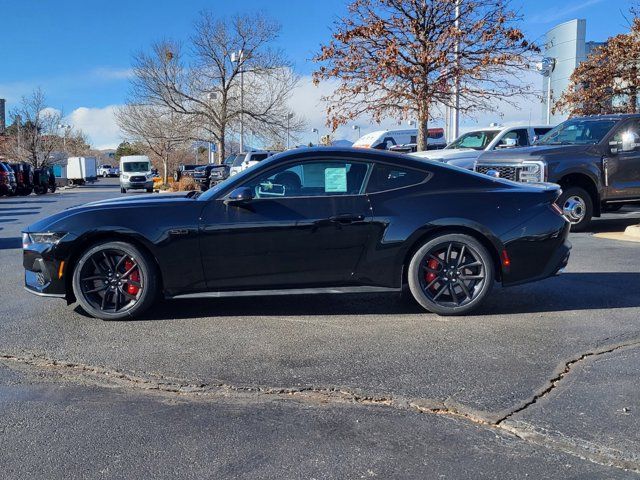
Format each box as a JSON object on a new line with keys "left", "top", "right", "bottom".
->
{"left": 191, "top": 154, "right": 238, "bottom": 191}
{"left": 474, "top": 114, "right": 640, "bottom": 231}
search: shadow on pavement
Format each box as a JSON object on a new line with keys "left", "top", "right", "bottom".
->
{"left": 0, "top": 237, "right": 22, "bottom": 250}
{"left": 72, "top": 272, "right": 640, "bottom": 321}
{"left": 583, "top": 217, "right": 640, "bottom": 233}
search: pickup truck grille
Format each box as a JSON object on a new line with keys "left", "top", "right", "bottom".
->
{"left": 130, "top": 176, "right": 146, "bottom": 182}
{"left": 475, "top": 165, "right": 520, "bottom": 181}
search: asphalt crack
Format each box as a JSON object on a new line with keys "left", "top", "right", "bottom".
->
{"left": 2, "top": 343, "right": 640, "bottom": 474}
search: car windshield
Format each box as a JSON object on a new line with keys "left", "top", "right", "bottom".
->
{"left": 537, "top": 119, "right": 618, "bottom": 145}
{"left": 232, "top": 154, "right": 247, "bottom": 167}
{"left": 122, "top": 162, "right": 150, "bottom": 172}
{"left": 223, "top": 155, "right": 237, "bottom": 165}
{"left": 446, "top": 130, "right": 499, "bottom": 150}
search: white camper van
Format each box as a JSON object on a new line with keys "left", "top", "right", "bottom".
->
{"left": 119, "top": 155, "right": 154, "bottom": 193}
{"left": 353, "top": 128, "right": 446, "bottom": 150}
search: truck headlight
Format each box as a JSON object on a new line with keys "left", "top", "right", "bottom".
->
{"left": 519, "top": 162, "right": 545, "bottom": 183}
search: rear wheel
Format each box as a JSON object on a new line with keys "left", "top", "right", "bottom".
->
{"left": 557, "top": 187, "right": 593, "bottom": 232}
{"left": 408, "top": 234, "right": 494, "bottom": 316}
{"left": 72, "top": 241, "right": 159, "bottom": 320}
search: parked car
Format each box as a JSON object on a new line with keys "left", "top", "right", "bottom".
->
{"left": 474, "top": 114, "right": 640, "bottom": 231}
{"left": 173, "top": 164, "right": 199, "bottom": 182}
{"left": 120, "top": 155, "right": 154, "bottom": 193}
{"left": 0, "top": 161, "right": 17, "bottom": 196}
{"left": 32, "top": 168, "right": 52, "bottom": 195}
{"left": 191, "top": 154, "right": 238, "bottom": 190}
{"left": 98, "top": 164, "right": 119, "bottom": 177}
{"left": 354, "top": 128, "right": 447, "bottom": 150}
{"left": 412, "top": 125, "right": 554, "bottom": 170}
{"left": 389, "top": 143, "right": 418, "bottom": 153}
{"left": 22, "top": 147, "right": 570, "bottom": 320}
{"left": 8, "top": 162, "right": 34, "bottom": 196}
{"left": 229, "top": 151, "right": 278, "bottom": 177}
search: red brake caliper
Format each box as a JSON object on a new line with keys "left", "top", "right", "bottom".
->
{"left": 124, "top": 259, "right": 140, "bottom": 295}
{"left": 425, "top": 258, "right": 439, "bottom": 290}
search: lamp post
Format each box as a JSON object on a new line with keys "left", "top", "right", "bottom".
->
{"left": 311, "top": 128, "right": 320, "bottom": 145}
{"left": 206, "top": 92, "right": 217, "bottom": 164}
{"left": 231, "top": 50, "right": 245, "bottom": 152}
{"left": 352, "top": 125, "right": 361, "bottom": 140}
{"left": 536, "top": 57, "right": 556, "bottom": 125}
{"left": 58, "top": 124, "right": 71, "bottom": 154}
{"left": 286, "top": 112, "right": 295, "bottom": 149}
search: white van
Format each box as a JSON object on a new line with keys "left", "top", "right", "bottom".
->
{"left": 119, "top": 155, "right": 154, "bottom": 193}
{"left": 353, "top": 128, "right": 446, "bottom": 150}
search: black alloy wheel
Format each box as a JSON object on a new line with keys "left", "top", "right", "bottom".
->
{"left": 72, "top": 241, "right": 158, "bottom": 320}
{"left": 408, "top": 234, "right": 494, "bottom": 316}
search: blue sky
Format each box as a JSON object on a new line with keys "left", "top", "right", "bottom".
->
{"left": 0, "top": 0, "right": 634, "bottom": 148}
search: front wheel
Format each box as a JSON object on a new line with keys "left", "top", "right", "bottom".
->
{"left": 72, "top": 241, "right": 159, "bottom": 320}
{"left": 120, "top": 187, "right": 126, "bottom": 194}
{"left": 557, "top": 187, "right": 593, "bottom": 232}
{"left": 408, "top": 234, "right": 494, "bottom": 316}
{"left": 146, "top": 187, "right": 153, "bottom": 193}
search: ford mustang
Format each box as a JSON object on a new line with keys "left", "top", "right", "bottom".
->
{"left": 22, "top": 148, "right": 571, "bottom": 320}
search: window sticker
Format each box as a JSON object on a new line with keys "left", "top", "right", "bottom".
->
{"left": 324, "top": 167, "right": 347, "bottom": 192}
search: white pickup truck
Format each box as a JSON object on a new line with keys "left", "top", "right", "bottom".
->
{"left": 411, "top": 125, "right": 554, "bottom": 170}
{"left": 97, "top": 164, "right": 119, "bottom": 177}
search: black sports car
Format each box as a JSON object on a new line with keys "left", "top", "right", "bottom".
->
{"left": 22, "top": 148, "right": 571, "bottom": 320}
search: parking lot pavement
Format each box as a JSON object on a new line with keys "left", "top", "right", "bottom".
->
{"left": 1, "top": 179, "right": 640, "bottom": 477}
{"left": 0, "top": 364, "right": 636, "bottom": 480}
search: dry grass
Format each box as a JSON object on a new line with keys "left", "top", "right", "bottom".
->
{"left": 169, "top": 177, "right": 198, "bottom": 192}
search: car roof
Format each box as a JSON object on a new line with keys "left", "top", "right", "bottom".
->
{"left": 569, "top": 113, "right": 640, "bottom": 121}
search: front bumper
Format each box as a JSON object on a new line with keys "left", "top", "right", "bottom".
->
{"left": 122, "top": 180, "right": 154, "bottom": 190}
{"left": 23, "top": 243, "right": 67, "bottom": 297}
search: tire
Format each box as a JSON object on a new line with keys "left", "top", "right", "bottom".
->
{"left": 146, "top": 188, "right": 153, "bottom": 193}
{"left": 49, "top": 185, "right": 56, "bottom": 193}
{"left": 121, "top": 187, "right": 126, "bottom": 194}
{"left": 407, "top": 233, "right": 494, "bottom": 316}
{"left": 556, "top": 187, "right": 593, "bottom": 232}
{"left": 103, "top": 172, "right": 107, "bottom": 178}
{"left": 72, "top": 240, "right": 159, "bottom": 320}
{"left": 34, "top": 186, "right": 46, "bottom": 195}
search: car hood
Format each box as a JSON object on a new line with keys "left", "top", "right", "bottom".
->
{"left": 476, "top": 145, "right": 590, "bottom": 164}
{"left": 25, "top": 192, "right": 197, "bottom": 233}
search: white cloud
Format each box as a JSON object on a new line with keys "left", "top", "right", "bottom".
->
{"left": 66, "top": 105, "right": 123, "bottom": 150}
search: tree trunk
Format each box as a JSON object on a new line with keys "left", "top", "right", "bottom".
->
{"left": 417, "top": 103, "right": 429, "bottom": 152}
{"left": 163, "top": 152, "right": 169, "bottom": 186}
{"left": 216, "top": 130, "right": 225, "bottom": 164}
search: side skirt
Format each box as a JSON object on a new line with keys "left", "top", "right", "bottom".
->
{"left": 167, "top": 286, "right": 401, "bottom": 300}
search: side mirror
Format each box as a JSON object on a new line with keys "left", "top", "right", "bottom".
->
{"left": 621, "top": 132, "right": 637, "bottom": 153}
{"left": 224, "top": 186, "right": 254, "bottom": 206}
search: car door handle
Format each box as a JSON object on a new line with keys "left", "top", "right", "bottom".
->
{"left": 328, "top": 214, "right": 365, "bottom": 224}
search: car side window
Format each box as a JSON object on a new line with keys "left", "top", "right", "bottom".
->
{"left": 500, "top": 129, "right": 528, "bottom": 147}
{"left": 610, "top": 120, "right": 640, "bottom": 153}
{"left": 240, "top": 160, "right": 371, "bottom": 198}
{"left": 366, "top": 164, "right": 428, "bottom": 193}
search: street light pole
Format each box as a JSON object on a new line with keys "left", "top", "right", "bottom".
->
{"left": 352, "top": 125, "right": 361, "bottom": 140}
{"left": 311, "top": 128, "right": 320, "bottom": 145}
{"left": 231, "top": 50, "right": 245, "bottom": 152}
{"left": 286, "top": 112, "right": 294, "bottom": 149}
{"left": 58, "top": 124, "right": 71, "bottom": 155}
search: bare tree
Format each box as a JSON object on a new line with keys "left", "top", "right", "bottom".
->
{"left": 313, "top": 0, "right": 538, "bottom": 150}
{"left": 129, "top": 11, "right": 304, "bottom": 162}
{"left": 116, "top": 104, "right": 195, "bottom": 184}
{"left": 4, "top": 88, "right": 63, "bottom": 167}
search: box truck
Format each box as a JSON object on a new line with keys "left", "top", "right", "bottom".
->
{"left": 66, "top": 157, "right": 98, "bottom": 185}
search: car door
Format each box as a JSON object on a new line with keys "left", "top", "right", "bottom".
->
{"left": 198, "top": 158, "right": 374, "bottom": 290}
{"left": 604, "top": 119, "right": 640, "bottom": 199}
